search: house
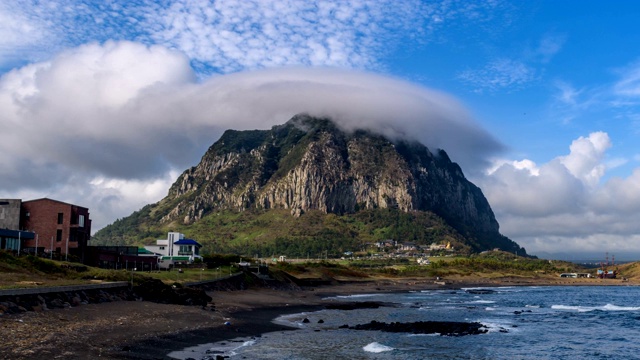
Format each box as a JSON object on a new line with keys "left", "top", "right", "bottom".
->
{"left": 375, "top": 239, "right": 397, "bottom": 248}
{"left": 20, "top": 198, "right": 92, "bottom": 260}
{"left": 428, "top": 242, "right": 452, "bottom": 251}
{"left": 398, "top": 242, "right": 418, "bottom": 251}
{"left": 144, "top": 232, "right": 202, "bottom": 269}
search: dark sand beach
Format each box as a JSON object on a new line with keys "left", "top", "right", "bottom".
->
{"left": 0, "top": 276, "right": 634, "bottom": 360}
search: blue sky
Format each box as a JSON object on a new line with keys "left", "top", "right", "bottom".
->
{"left": 2, "top": 0, "right": 640, "bottom": 259}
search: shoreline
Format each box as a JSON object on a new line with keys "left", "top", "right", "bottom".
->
{"left": 1, "top": 277, "right": 637, "bottom": 359}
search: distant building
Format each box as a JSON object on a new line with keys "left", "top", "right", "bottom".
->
{"left": 375, "top": 239, "right": 397, "bottom": 248}
{"left": 398, "top": 242, "right": 417, "bottom": 251}
{"left": 20, "top": 198, "right": 92, "bottom": 260}
{"left": 144, "top": 232, "right": 202, "bottom": 268}
{"left": 84, "top": 246, "right": 159, "bottom": 270}
{"left": 0, "top": 199, "right": 32, "bottom": 253}
{"left": 0, "top": 199, "right": 22, "bottom": 230}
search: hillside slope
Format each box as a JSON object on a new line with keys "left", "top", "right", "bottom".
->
{"left": 94, "top": 115, "right": 524, "bottom": 256}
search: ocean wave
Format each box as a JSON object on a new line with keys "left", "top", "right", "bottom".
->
{"left": 227, "top": 340, "right": 256, "bottom": 356}
{"left": 323, "top": 293, "right": 377, "bottom": 300}
{"left": 479, "top": 320, "right": 516, "bottom": 333}
{"left": 273, "top": 311, "right": 319, "bottom": 327}
{"left": 363, "top": 342, "right": 394, "bottom": 353}
{"left": 551, "top": 304, "right": 640, "bottom": 312}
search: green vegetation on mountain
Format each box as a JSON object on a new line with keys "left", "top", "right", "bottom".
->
{"left": 93, "top": 208, "right": 473, "bottom": 258}
{"left": 94, "top": 115, "right": 526, "bottom": 257}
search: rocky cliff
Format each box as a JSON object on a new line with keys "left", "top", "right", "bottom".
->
{"left": 151, "top": 115, "right": 519, "bottom": 253}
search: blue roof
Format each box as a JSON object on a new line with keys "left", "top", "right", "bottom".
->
{"left": 173, "top": 238, "right": 202, "bottom": 247}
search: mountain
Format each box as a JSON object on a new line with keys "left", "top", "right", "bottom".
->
{"left": 94, "top": 115, "right": 525, "bottom": 256}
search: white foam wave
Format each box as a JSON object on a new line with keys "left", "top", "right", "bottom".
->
{"left": 525, "top": 304, "right": 540, "bottom": 308}
{"left": 363, "top": 342, "right": 394, "bottom": 353}
{"left": 273, "top": 311, "right": 318, "bottom": 327}
{"left": 551, "top": 304, "right": 640, "bottom": 312}
{"left": 602, "top": 304, "right": 640, "bottom": 311}
{"left": 323, "top": 293, "right": 377, "bottom": 300}
{"left": 479, "top": 320, "right": 516, "bottom": 333}
{"left": 471, "top": 300, "right": 496, "bottom": 304}
{"left": 227, "top": 340, "right": 256, "bottom": 356}
{"left": 167, "top": 337, "right": 256, "bottom": 359}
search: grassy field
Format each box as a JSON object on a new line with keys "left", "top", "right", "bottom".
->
{"left": 0, "top": 250, "right": 632, "bottom": 290}
{"left": 0, "top": 251, "right": 237, "bottom": 289}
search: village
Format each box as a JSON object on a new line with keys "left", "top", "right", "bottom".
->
{"left": 1, "top": 198, "right": 462, "bottom": 273}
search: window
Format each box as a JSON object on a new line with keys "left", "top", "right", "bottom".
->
{"left": 159, "top": 246, "right": 165, "bottom": 250}
{"left": 56, "top": 230, "right": 62, "bottom": 242}
{"left": 57, "top": 213, "right": 63, "bottom": 224}
{"left": 179, "top": 245, "right": 192, "bottom": 255}
{"left": 78, "top": 215, "right": 85, "bottom": 227}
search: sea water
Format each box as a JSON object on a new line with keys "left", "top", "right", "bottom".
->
{"left": 169, "top": 286, "right": 640, "bottom": 359}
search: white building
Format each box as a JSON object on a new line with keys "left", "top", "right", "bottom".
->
{"left": 144, "top": 232, "right": 203, "bottom": 268}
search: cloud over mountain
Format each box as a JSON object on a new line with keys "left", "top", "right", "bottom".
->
{"left": 0, "top": 41, "right": 502, "bottom": 230}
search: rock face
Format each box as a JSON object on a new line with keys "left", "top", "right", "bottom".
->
{"left": 156, "top": 115, "right": 520, "bottom": 253}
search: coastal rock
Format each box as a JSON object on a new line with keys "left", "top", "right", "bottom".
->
{"left": 465, "top": 289, "right": 495, "bottom": 294}
{"left": 325, "top": 301, "right": 387, "bottom": 310}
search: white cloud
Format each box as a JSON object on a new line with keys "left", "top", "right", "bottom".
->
{"left": 457, "top": 58, "right": 536, "bottom": 92}
{"left": 559, "top": 132, "right": 610, "bottom": 188}
{"left": 457, "top": 32, "right": 565, "bottom": 92}
{"left": 144, "top": 0, "right": 417, "bottom": 73}
{"left": 0, "top": 41, "right": 503, "bottom": 231}
{"left": 477, "top": 131, "right": 640, "bottom": 255}
{"left": 613, "top": 60, "right": 640, "bottom": 99}
{"left": 0, "top": 0, "right": 514, "bottom": 76}
{"left": 554, "top": 80, "right": 582, "bottom": 106}
{"left": 0, "top": 2, "right": 49, "bottom": 68}
{"left": 535, "top": 33, "right": 565, "bottom": 64}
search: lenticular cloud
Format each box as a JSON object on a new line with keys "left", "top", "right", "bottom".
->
{"left": 0, "top": 41, "right": 503, "bottom": 231}
{"left": 0, "top": 41, "right": 502, "bottom": 192}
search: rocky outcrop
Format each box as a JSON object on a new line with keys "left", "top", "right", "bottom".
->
{"left": 154, "top": 114, "right": 515, "bottom": 252}
{"left": 349, "top": 320, "right": 489, "bottom": 336}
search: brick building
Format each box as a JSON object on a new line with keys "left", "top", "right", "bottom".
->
{"left": 20, "top": 198, "right": 92, "bottom": 260}
{"left": 0, "top": 199, "right": 35, "bottom": 253}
